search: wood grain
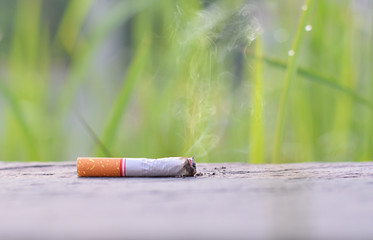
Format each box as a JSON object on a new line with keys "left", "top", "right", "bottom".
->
{"left": 1, "top": 161, "right": 373, "bottom": 240}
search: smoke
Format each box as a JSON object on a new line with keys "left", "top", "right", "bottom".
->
{"left": 218, "top": 4, "right": 262, "bottom": 51}
{"left": 176, "top": 2, "right": 262, "bottom": 52}
{"left": 170, "top": 2, "right": 262, "bottom": 159}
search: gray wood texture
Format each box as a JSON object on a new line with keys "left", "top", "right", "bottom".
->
{"left": 1, "top": 161, "right": 373, "bottom": 240}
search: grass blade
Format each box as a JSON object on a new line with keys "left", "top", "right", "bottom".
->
{"left": 248, "top": 37, "right": 264, "bottom": 163}
{"left": 56, "top": 0, "right": 155, "bottom": 116}
{"left": 0, "top": 81, "right": 38, "bottom": 160}
{"left": 75, "top": 109, "right": 113, "bottom": 157}
{"left": 55, "top": 0, "right": 93, "bottom": 54}
{"left": 250, "top": 55, "right": 373, "bottom": 110}
{"left": 272, "top": 0, "right": 315, "bottom": 163}
{"left": 361, "top": 8, "right": 373, "bottom": 161}
{"left": 99, "top": 37, "right": 151, "bottom": 154}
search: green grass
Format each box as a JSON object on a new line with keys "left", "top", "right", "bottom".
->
{"left": 99, "top": 37, "right": 151, "bottom": 154}
{"left": 248, "top": 36, "right": 264, "bottom": 163}
{"left": 272, "top": 0, "right": 314, "bottom": 163}
{"left": 0, "top": 0, "right": 372, "bottom": 163}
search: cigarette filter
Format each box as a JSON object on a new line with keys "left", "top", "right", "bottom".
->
{"left": 77, "top": 157, "right": 196, "bottom": 177}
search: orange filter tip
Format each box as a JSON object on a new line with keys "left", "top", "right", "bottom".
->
{"left": 77, "top": 157, "right": 122, "bottom": 177}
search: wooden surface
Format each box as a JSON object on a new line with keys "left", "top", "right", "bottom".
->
{"left": 1, "top": 161, "right": 373, "bottom": 240}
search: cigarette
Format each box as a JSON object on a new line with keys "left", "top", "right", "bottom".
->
{"left": 77, "top": 157, "right": 196, "bottom": 177}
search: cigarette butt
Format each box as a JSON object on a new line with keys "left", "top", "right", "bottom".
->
{"left": 77, "top": 157, "right": 196, "bottom": 177}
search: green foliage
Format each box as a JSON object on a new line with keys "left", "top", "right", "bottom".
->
{"left": 0, "top": 0, "right": 372, "bottom": 163}
{"left": 272, "top": 0, "right": 315, "bottom": 163}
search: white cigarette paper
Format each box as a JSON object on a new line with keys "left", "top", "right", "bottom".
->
{"left": 125, "top": 157, "right": 196, "bottom": 177}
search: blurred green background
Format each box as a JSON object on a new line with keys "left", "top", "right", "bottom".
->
{"left": 0, "top": 0, "right": 372, "bottom": 163}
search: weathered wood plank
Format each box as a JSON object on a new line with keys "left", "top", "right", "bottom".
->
{"left": 1, "top": 162, "right": 373, "bottom": 240}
